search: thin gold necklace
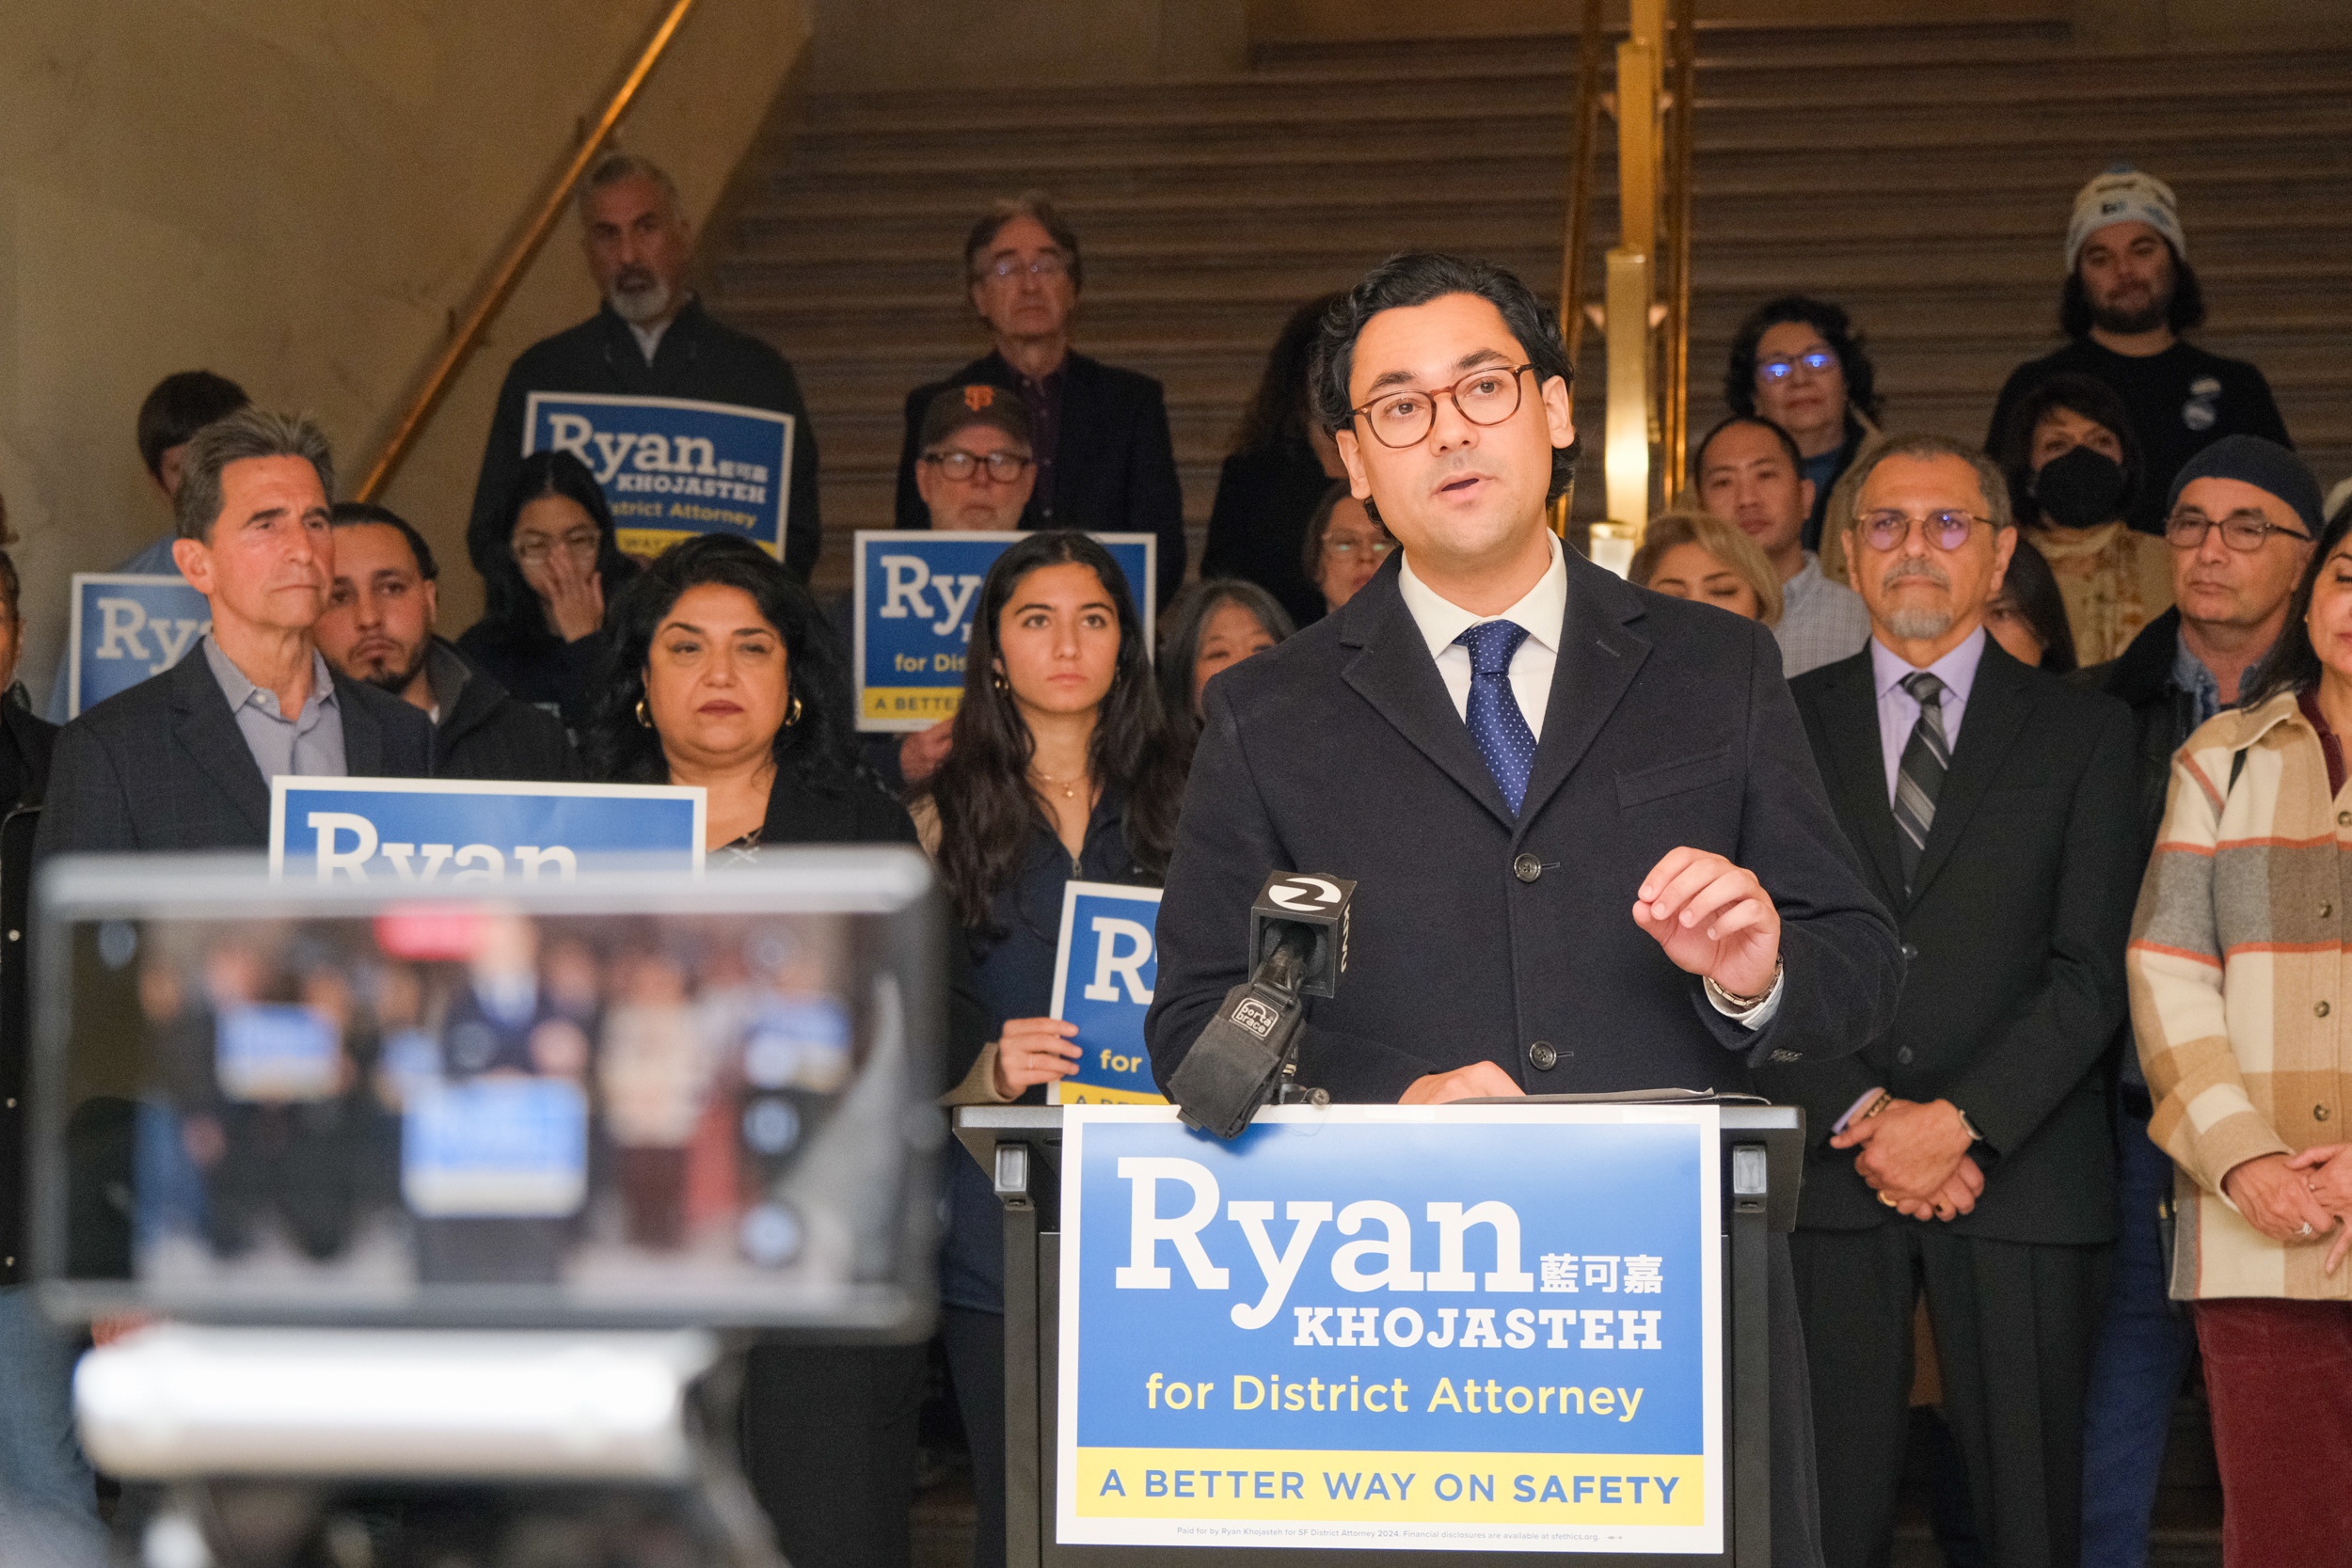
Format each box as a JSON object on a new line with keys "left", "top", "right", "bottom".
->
{"left": 1030, "top": 763, "right": 1088, "bottom": 801}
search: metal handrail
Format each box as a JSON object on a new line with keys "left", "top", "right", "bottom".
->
{"left": 1664, "top": 0, "right": 1697, "bottom": 490}
{"left": 1559, "top": 0, "right": 1609, "bottom": 369}
{"left": 356, "top": 0, "right": 704, "bottom": 502}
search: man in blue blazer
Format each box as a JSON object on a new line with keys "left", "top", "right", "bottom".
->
{"left": 1145, "top": 254, "right": 1903, "bottom": 1567}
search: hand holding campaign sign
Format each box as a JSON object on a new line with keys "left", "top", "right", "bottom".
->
{"left": 854, "top": 531, "right": 1156, "bottom": 731}
{"left": 69, "top": 574, "right": 211, "bottom": 718}
{"left": 1057, "top": 1105, "right": 1723, "bottom": 1554}
{"left": 269, "top": 779, "right": 706, "bottom": 883}
{"left": 1048, "top": 882, "right": 1166, "bottom": 1106}
{"left": 527, "top": 391, "right": 794, "bottom": 559}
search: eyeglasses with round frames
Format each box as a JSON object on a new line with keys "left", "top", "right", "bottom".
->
{"left": 1756, "top": 348, "right": 1838, "bottom": 384}
{"left": 1349, "top": 364, "right": 1536, "bottom": 449}
{"left": 2163, "top": 508, "right": 2312, "bottom": 553}
{"left": 922, "top": 450, "right": 1033, "bottom": 483}
{"left": 1323, "top": 534, "right": 1395, "bottom": 562}
{"left": 981, "top": 252, "right": 1068, "bottom": 282}
{"left": 1857, "top": 510, "right": 1992, "bottom": 553}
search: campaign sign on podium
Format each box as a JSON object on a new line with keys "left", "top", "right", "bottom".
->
{"left": 853, "top": 531, "right": 1155, "bottom": 731}
{"left": 524, "top": 391, "right": 795, "bottom": 559}
{"left": 67, "top": 573, "right": 210, "bottom": 718}
{"left": 1047, "top": 882, "right": 1166, "bottom": 1106}
{"left": 1057, "top": 1104, "right": 1723, "bottom": 1554}
{"left": 267, "top": 778, "right": 706, "bottom": 883}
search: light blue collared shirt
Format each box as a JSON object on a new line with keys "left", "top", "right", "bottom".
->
{"left": 200, "top": 636, "right": 347, "bottom": 782}
{"left": 2172, "top": 630, "right": 2225, "bottom": 728}
{"left": 1870, "top": 626, "right": 1989, "bottom": 806}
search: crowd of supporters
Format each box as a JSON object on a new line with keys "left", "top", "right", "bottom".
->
{"left": 1, "top": 151, "right": 2345, "bottom": 1568}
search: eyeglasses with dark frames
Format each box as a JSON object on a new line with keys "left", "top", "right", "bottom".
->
{"left": 1349, "top": 364, "right": 1536, "bottom": 449}
{"left": 2163, "top": 508, "right": 2312, "bottom": 553}
{"left": 1857, "top": 510, "right": 1993, "bottom": 553}
{"left": 922, "top": 450, "right": 1033, "bottom": 483}
{"left": 1756, "top": 348, "right": 1838, "bottom": 384}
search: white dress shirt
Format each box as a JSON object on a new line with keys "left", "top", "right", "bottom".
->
{"left": 1393, "top": 533, "right": 1782, "bottom": 1028}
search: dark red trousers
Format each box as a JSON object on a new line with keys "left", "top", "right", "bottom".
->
{"left": 2194, "top": 1296, "right": 2352, "bottom": 1567}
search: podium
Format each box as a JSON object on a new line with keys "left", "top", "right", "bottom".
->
{"left": 958, "top": 1101, "right": 1803, "bottom": 1568}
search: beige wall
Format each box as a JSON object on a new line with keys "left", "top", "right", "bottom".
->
{"left": 0, "top": 0, "right": 810, "bottom": 704}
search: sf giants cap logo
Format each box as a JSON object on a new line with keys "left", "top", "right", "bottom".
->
{"left": 963, "top": 385, "right": 996, "bottom": 412}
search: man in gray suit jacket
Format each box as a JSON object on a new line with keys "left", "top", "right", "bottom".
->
{"left": 37, "top": 407, "right": 434, "bottom": 860}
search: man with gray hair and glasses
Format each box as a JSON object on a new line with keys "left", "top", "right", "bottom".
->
{"left": 38, "top": 408, "right": 433, "bottom": 859}
{"left": 892, "top": 191, "right": 1184, "bottom": 607}
{"left": 469, "top": 152, "right": 823, "bottom": 581}
{"left": 1761, "top": 432, "right": 2139, "bottom": 1568}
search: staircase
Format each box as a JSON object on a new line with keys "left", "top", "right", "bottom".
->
{"left": 704, "top": 20, "right": 2352, "bottom": 594}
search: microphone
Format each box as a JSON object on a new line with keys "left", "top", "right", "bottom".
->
{"left": 1167, "top": 872, "right": 1355, "bottom": 1139}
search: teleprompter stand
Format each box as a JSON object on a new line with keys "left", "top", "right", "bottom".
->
{"left": 957, "top": 1100, "right": 1803, "bottom": 1568}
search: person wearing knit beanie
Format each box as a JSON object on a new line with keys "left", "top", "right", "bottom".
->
{"left": 2166, "top": 434, "right": 2325, "bottom": 541}
{"left": 1984, "top": 166, "right": 2292, "bottom": 540}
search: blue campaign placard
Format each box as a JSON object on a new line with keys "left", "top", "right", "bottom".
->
{"left": 525, "top": 391, "right": 794, "bottom": 559}
{"left": 852, "top": 531, "right": 1156, "bottom": 732}
{"left": 402, "top": 1077, "right": 591, "bottom": 1218}
{"left": 268, "top": 778, "right": 706, "bottom": 883}
{"left": 1057, "top": 1105, "right": 1723, "bottom": 1554}
{"left": 68, "top": 573, "right": 210, "bottom": 718}
{"left": 1048, "top": 881, "right": 1166, "bottom": 1105}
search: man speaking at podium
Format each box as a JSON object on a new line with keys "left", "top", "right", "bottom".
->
{"left": 1146, "top": 255, "right": 1903, "bottom": 1566}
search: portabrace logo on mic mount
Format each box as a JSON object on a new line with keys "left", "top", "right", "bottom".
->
{"left": 1248, "top": 873, "right": 1354, "bottom": 1000}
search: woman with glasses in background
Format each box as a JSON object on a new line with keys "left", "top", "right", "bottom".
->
{"left": 1301, "top": 481, "right": 1397, "bottom": 616}
{"left": 459, "top": 448, "right": 639, "bottom": 729}
{"left": 1725, "top": 295, "right": 1884, "bottom": 552}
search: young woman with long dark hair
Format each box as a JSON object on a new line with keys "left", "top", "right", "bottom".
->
{"left": 457, "top": 449, "right": 640, "bottom": 727}
{"left": 913, "top": 530, "right": 1186, "bottom": 1568}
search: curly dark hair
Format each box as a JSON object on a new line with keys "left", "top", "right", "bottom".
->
{"left": 913, "top": 531, "right": 1186, "bottom": 932}
{"left": 1993, "top": 372, "right": 2145, "bottom": 528}
{"left": 1232, "top": 293, "right": 1346, "bottom": 456}
{"left": 1310, "top": 253, "right": 1578, "bottom": 506}
{"left": 579, "top": 533, "right": 856, "bottom": 792}
{"left": 466, "top": 450, "right": 640, "bottom": 649}
{"left": 1723, "top": 295, "right": 1883, "bottom": 426}
{"left": 2060, "top": 242, "right": 2205, "bottom": 340}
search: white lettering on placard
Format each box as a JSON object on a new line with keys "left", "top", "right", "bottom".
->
{"left": 1113, "top": 1157, "right": 1229, "bottom": 1291}
{"left": 877, "top": 556, "right": 932, "bottom": 620}
{"left": 1082, "top": 917, "right": 1155, "bottom": 1005}
{"left": 545, "top": 414, "right": 595, "bottom": 463}
{"left": 1426, "top": 1200, "right": 1535, "bottom": 1292}
{"left": 874, "top": 556, "right": 986, "bottom": 641}
{"left": 93, "top": 598, "right": 209, "bottom": 673}
{"left": 1225, "top": 1200, "right": 1330, "bottom": 1329}
{"left": 310, "top": 817, "right": 581, "bottom": 886}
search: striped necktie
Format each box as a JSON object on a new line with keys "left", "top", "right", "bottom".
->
{"left": 1893, "top": 671, "right": 1949, "bottom": 891}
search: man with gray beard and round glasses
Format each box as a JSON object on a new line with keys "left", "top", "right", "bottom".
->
{"left": 1756, "top": 433, "right": 2141, "bottom": 1568}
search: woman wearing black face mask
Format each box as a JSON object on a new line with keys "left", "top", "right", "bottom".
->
{"left": 1996, "top": 372, "right": 2174, "bottom": 665}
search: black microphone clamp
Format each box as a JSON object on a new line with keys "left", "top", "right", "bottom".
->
{"left": 1168, "top": 873, "right": 1355, "bottom": 1139}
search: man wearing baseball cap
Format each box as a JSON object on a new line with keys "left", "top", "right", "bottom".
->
{"left": 1986, "top": 166, "right": 2291, "bottom": 536}
{"left": 914, "top": 384, "right": 1037, "bottom": 532}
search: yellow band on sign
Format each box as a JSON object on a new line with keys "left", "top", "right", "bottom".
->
{"left": 862, "top": 688, "right": 965, "bottom": 721}
{"left": 614, "top": 528, "right": 778, "bottom": 559}
{"left": 1053, "top": 1083, "right": 1168, "bottom": 1106}
{"left": 1074, "top": 1449, "right": 1703, "bottom": 1526}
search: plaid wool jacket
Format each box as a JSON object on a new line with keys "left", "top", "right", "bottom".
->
{"left": 2129, "top": 688, "right": 2352, "bottom": 1301}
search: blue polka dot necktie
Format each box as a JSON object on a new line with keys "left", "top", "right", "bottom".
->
{"left": 1455, "top": 619, "right": 1536, "bottom": 816}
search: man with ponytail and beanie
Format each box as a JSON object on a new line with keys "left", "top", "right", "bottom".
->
{"left": 1987, "top": 165, "right": 2290, "bottom": 535}
{"left": 2078, "top": 433, "right": 2319, "bottom": 1568}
